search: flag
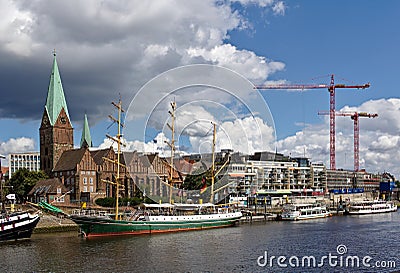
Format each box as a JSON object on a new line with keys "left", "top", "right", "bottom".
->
{"left": 200, "top": 176, "right": 207, "bottom": 194}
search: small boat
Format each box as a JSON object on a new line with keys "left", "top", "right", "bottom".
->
{"left": 281, "top": 203, "right": 331, "bottom": 221}
{"left": 345, "top": 200, "right": 398, "bottom": 215}
{"left": 70, "top": 203, "right": 242, "bottom": 238}
{"left": 0, "top": 211, "right": 40, "bottom": 241}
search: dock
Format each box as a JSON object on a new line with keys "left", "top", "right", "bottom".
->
{"left": 34, "top": 213, "right": 78, "bottom": 233}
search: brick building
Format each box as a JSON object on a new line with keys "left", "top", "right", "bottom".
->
{"left": 28, "top": 178, "right": 70, "bottom": 205}
{"left": 39, "top": 53, "right": 73, "bottom": 176}
{"left": 53, "top": 147, "right": 98, "bottom": 203}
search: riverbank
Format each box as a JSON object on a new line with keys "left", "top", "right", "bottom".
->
{"left": 34, "top": 213, "right": 78, "bottom": 233}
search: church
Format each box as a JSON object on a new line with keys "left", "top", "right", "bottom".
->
{"left": 37, "top": 53, "right": 182, "bottom": 205}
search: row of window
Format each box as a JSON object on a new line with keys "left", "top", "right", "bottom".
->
{"left": 10, "top": 163, "right": 39, "bottom": 169}
{"left": 82, "top": 177, "right": 94, "bottom": 185}
{"left": 83, "top": 186, "right": 94, "bottom": 193}
{"left": 81, "top": 171, "right": 96, "bottom": 175}
{"left": 9, "top": 155, "right": 40, "bottom": 161}
{"left": 54, "top": 170, "right": 96, "bottom": 177}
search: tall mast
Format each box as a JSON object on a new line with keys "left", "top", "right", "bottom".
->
{"left": 116, "top": 100, "right": 122, "bottom": 219}
{"left": 103, "top": 99, "right": 125, "bottom": 220}
{"left": 166, "top": 100, "right": 176, "bottom": 204}
{"left": 210, "top": 122, "right": 216, "bottom": 203}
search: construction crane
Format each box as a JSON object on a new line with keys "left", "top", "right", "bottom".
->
{"left": 254, "top": 74, "right": 370, "bottom": 170}
{"left": 318, "top": 111, "right": 378, "bottom": 172}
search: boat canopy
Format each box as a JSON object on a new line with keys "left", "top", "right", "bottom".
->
{"left": 143, "top": 203, "right": 216, "bottom": 210}
{"left": 143, "top": 203, "right": 174, "bottom": 209}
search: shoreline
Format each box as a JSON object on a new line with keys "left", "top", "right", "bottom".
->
{"left": 33, "top": 213, "right": 78, "bottom": 234}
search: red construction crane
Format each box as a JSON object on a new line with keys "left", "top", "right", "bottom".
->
{"left": 318, "top": 111, "right": 378, "bottom": 172}
{"left": 254, "top": 74, "right": 370, "bottom": 170}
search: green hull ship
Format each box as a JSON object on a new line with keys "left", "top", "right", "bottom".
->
{"left": 69, "top": 100, "right": 243, "bottom": 238}
{"left": 70, "top": 204, "right": 242, "bottom": 238}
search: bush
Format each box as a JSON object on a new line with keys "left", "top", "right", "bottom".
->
{"left": 95, "top": 197, "right": 115, "bottom": 207}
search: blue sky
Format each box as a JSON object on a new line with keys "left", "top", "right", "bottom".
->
{"left": 0, "top": 0, "right": 399, "bottom": 177}
{"left": 230, "top": 0, "right": 399, "bottom": 139}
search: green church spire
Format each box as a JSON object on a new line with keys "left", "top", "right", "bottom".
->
{"left": 80, "top": 114, "right": 93, "bottom": 148}
{"left": 45, "top": 52, "right": 71, "bottom": 126}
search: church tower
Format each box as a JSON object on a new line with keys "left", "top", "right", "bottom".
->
{"left": 80, "top": 114, "right": 93, "bottom": 148}
{"left": 40, "top": 52, "right": 74, "bottom": 175}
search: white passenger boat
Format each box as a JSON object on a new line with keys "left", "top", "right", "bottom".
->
{"left": 0, "top": 211, "right": 40, "bottom": 241}
{"left": 281, "top": 203, "right": 331, "bottom": 221}
{"left": 346, "top": 200, "right": 398, "bottom": 215}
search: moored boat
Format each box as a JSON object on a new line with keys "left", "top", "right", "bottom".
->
{"left": 345, "top": 200, "right": 398, "bottom": 215}
{"left": 281, "top": 203, "right": 331, "bottom": 221}
{"left": 70, "top": 203, "right": 242, "bottom": 237}
{"left": 69, "top": 99, "right": 242, "bottom": 237}
{"left": 0, "top": 168, "right": 40, "bottom": 242}
{"left": 0, "top": 211, "right": 40, "bottom": 241}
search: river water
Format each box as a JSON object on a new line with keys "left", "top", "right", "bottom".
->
{"left": 0, "top": 212, "right": 399, "bottom": 273}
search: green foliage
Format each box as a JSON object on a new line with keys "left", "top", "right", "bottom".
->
{"left": 8, "top": 168, "right": 48, "bottom": 203}
{"left": 120, "top": 197, "right": 143, "bottom": 206}
{"left": 95, "top": 197, "right": 115, "bottom": 207}
{"left": 183, "top": 168, "right": 213, "bottom": 190}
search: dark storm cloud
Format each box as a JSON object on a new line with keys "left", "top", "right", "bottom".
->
{"left": 0, "top": 0, "right": 284, "bottom": 150}
{"left": 0, "top": 52, "right": 48, "bottom": 120}
{"left": 0, "top": 47, "right": 137, "bottom": 125}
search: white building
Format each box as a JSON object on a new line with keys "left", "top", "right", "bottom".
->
{"left": 8, "top": 152, "right": 40, "bottom": 178}
{"left": 220, "top": 158, "right": 328, "bottom": 195}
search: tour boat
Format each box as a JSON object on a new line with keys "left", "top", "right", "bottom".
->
{"left": 0, "top": 211, "right": 40, "bottom": 241}
{"left": 345, "top": 200, "right": 398, "bottom": 215}
{"left": 281, "top": 203, "right": 331, "bottom": 221}
{"left": 70, "top": 203, "right": 242, "bottom": 238}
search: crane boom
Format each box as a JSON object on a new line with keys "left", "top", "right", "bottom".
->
{"left": 254, "top": 83, "right": 370, "bottom": 90}
{"left": 255, "top": 74, "right": 370, "bottom": 170}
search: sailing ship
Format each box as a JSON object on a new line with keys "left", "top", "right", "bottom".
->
{"left": 345, "top": 199, "right": 398, "bottom": 215}
{"left": 69, "top": 100, "right": 242, "bottom": 237}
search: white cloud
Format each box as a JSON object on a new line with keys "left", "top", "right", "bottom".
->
{"left": 98, "top": 132, "right": 172, "bottom": 157}
{"left": 0, "top": 137, "right": 36, "bottom": 165}
{"left": 0, "top": 1, "right": 34, "bottom": 56}
{"left": 272, "top": 1, "right": 286, "bottom": 15}
{"left": 369, "top": 135, "right": 399, "bottom": 151}
{"left": 0, "top": 137, "right": 36, "bottom": 154}
{"left": 187, "top": 44, "right": 285, "bottom": 81}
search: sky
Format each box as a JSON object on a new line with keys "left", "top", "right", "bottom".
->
{"left": 0, "top": 0, "right": 399, "bottom": 178}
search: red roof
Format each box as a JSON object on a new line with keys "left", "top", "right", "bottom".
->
{"left": 0, "top": 166, "right": 8, "bottom": 174}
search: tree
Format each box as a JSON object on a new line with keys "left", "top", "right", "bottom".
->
{"left": 184, "top": 168, "right": 212, "bottom": 190}
{"left": 8, "top": 168, "right": 48, "bottom": 203}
